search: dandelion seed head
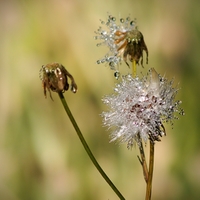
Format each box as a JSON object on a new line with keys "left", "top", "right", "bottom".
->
{"left": 95, "top": 14, "right": 148, "bottom": 72}
{"left": 101, "top": 68, "right": 184, "bottom": 148}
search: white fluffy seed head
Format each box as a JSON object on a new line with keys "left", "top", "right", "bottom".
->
{"left": 101, "top": 68, "right": 184, "bottom": 148}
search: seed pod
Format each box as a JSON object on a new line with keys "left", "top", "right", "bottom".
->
{"left": 39, "top": 62, "right": 77, "bottom": 100}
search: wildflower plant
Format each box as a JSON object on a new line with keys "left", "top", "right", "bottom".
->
{"left": 39, "top": 62, "right": 125, "bottom": 199}
{"left": 95, "top": 14, "right": 184, "bottom": 199}
{"left": 39, "top": 13, "right": 184, "bottom": 200}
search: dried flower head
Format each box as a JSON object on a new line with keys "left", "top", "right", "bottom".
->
{"left": 102, "top": 68, "right": 184, "bottom": 149}
{"left": 39, "top": 62, "right": 77, "bottom": 100}
{"left": 94, "top": 14, "right": 148, "bottom": 72}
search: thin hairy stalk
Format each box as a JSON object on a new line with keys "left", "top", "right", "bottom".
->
{"left": 137, "top": 133, "right": 148, "bottom": 183}
{"left": 145, "top": 141, "right": 154, "bottom": 200}
{"left": 58, "top": 92, "right": 125, "bottom": 200}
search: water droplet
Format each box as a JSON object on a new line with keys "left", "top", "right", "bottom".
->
{"left": 111, "top": 17, "right": 116, "bottom": 21}
{"left": 181, "top": 109, "right": 185, "bottom": 115}
{"left": 126, "top": 17, "right": 130, "bottom": 21}
{"left": 101, "top": 31, "right": 107, "bottom": 35}
{"left": 105, "top": 57, "right": 110, "bottom": 62}
{"left": 71, "top": 86, "right": 77, "bottom": 93}
{"left": 96, "top": 43, "right": 101, "bottom": 47}
{"left": 106, "top": 22, "right": 110, "bottom": 26}
{"left": 94, "top": 36, "right": 98, "bottom": 40}
{"left": 109, "top": 61, "right": 115, "bottom": 70}
{"left": 101, "top": 20, "right": 105, "bottom": 25}
{"left": 97, "top": 27, "right": 102, "bottom": 31}
{"left": 114, "top": 87, "right": 119, "bottom": 92}
{"left": 114, "top": 71, "right": 120, "bottom": 79}
{"left": 101, "top": 58, "right": 106, "bottom": 63}
{"left": 130, "top": 21, "right": 135, "bottom": 26}
{"left": 97, "top": 60, "right": 101, "bottom": 64}
{"left": 120, "top": 18, "right": 124, "bottom": 23}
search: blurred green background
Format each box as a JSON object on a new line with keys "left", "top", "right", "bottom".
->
{"left": 0, "top": 0, "right": 200, "bottom": 199}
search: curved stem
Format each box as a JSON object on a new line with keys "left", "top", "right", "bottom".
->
{"left": 58, "top": 92, "right": 125, "bottom": 200}
{"left": 145, "top": 141, "right": 154, "bottom": 200}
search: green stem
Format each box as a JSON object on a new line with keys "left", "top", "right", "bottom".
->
{"left": 145, "top": 141, "right": 154, "bottom": 200}
{"left": 58, "top": 92, "right": 125, "bottom": 200}
{"left": 132, "top": 60, "right": 137, "bottom": 77}
{"left": 137, "top": 134, "right": 148, "bottom": 183}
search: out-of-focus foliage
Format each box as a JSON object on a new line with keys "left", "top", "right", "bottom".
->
{"left": 0, "top": 0, "right": 199, "bottom": 199}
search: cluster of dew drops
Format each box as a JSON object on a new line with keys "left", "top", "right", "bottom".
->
{"left": 94, "top": 14, "right": 137, "bottom": 75}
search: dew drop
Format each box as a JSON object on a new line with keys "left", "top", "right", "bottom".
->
{"left": 114, "top": 87, "right": 119, "bottom": 92}
{"left": 97, "top": 27, "right": 102, "bottom": 31}
{"left": 103, "top": 99, "right": 110, "bottom": 104}
{"left": 114, "top": 71, "right": 120, "bottom": 80}
{"left": 97, "top": 60, "right": 101, "bottom": 64}
{"left": 101, "top": 20, "right": 105, "bottom": 25}
{"left": 101, "top": 30, "right": 107, "bottom": 35}
{"left": 126, "top": 17, "right": 130, "bottom": 21}
{"left": 180, "top": 109, "right": 185, "bottom": 115}
{"left": 71, "top": 86, "right": 77, "bottom": 93}
{"left": 101, "top": 58, "right": 105, "bottom": 63}
{"left": 94, "top": 36, "right": 98, "bottom": 40}
{"left": 109, "top": 61, "right": 115, "bottom": 70}
{"left": 130, "top": 21, "right": 135, "bottom": 26}
{"left": 96, "top": 43, "right": 101, "bottom": 47}
{"left": 109, "top": 15, "right": 114, "bottom": 20}
{"left": 120, "top": 18, "right": 124, "bottom": 23}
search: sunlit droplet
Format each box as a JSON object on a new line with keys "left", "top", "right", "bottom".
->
{"left": 120, "top": 18, "right": 124, "bottom": 23}
{"left": 114, "top": 71, "right": 120, "bottom": 80}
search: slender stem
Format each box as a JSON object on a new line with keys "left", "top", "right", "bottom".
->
{"left": 132, "top": 60, "right": 137, "bottom": 77}
{"left": 145, "top": 141, "right": 154, "bottom": 200}
{"left": 58, "top": 92, "right": 125, "bottom": 200}
{"left": 132, "top": 61, "right": 154, "bottom": 199}
{"left": 137, "top": 134, "right": 148, "bottom": 183}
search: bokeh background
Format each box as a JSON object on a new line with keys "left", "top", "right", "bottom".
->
{"left": 0, "top": 0, "right": 200, "bottom": 199}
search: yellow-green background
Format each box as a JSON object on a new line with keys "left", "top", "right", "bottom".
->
{"left": 0, "top": 0, "right": 199, "bottom": 199}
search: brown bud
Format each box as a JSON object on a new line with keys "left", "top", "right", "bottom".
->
{"left": 116, "top": 29, "right": 148, "bottom": 67}
{"left": 39, "top": 62, "right": 77, "bottom": 100}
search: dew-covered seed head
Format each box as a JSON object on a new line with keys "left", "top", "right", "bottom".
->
{"left": 39, "top": 62, "right": 77, "bottom": 100}
{"left": 94, "top": 14, "right": 148, "bottom": 75}
{"left": 101, "top": 68, "right": 184, "bottom": 149}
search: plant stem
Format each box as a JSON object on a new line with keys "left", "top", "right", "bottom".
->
{"left": 132, "top": 60, "right": 137, "bottom": 77}
{"left": 137, "top": 133, "right": 149, "bottom": 183}
{"left": 145, "top": 141, "right": 154, "bottom": 200}
{"left": 58, "top": 92, "right": 125, "bottom": 200}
